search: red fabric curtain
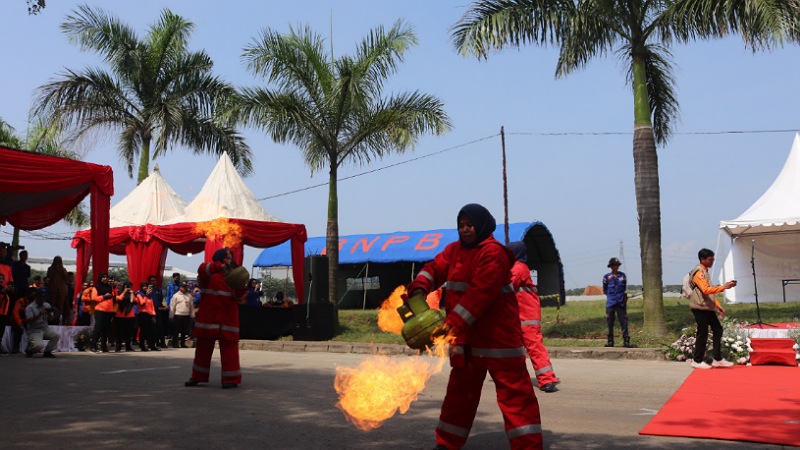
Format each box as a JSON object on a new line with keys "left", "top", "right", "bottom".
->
{"left": 0, "top": 146, "right": 113, "bottom": 292}
{"left": 126, "top": 240, "right": 167, "bottom": 288}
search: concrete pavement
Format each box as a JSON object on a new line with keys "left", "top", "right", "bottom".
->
{"left": 0, "top": 345, "right": 782, "bottom": 450}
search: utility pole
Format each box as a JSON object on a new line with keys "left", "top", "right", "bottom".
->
{"left": 501, "top": 126, "right": 509, "bottom": 244}
{"left": 619, "top": 240, "right": 625, "bottom": 267}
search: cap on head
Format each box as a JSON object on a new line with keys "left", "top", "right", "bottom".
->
{"left": 607, "top": 257, "right": 622, "bottom": 268}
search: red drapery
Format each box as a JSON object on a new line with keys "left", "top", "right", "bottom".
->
{"left": 0, "top": 145, "right": 113, "bottom": 292}
{"left": 72, "top": 219, "right": 308, "bottom": 302}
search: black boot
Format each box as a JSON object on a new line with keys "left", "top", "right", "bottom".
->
{"left": 605, "top": 339, "right": 614, "bottom": 347}
{"left": 623, "top": 338, "right": 636, "bottom": 348}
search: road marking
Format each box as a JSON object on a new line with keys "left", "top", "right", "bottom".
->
{"left": 632, "top": 408, "right": 658, "bottom": 416}
{"left": 103, "top": 366, "right": 181, "bottom": 374}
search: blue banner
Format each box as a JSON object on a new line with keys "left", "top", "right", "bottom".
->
{"left": 253, "top": 222, "right": 542, "bottom": 266}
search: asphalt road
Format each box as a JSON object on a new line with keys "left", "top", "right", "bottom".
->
{"left": 0, "top": 348, "right": 785, "bottom": 450}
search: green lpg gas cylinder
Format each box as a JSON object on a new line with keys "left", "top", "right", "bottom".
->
{"left": 396, "top": 292, "right": 445, "bottom": 350}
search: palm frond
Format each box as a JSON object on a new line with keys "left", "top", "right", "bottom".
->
{"left": 660, "top": 0, "right": 800, "bottom": 49}
{"left": 451, "top": 0, "right": 574, "bottom": 58}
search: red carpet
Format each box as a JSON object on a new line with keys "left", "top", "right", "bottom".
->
{"left": 640, "top": 366, "right": 800, "bottom": 446}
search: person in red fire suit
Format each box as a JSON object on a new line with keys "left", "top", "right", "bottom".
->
{"left": 408, "top": 203, "right": 543, "bottom": 450}
{"left": 507, "top": 241, "right": 560, "bottom": 394}
{"left": 185, "top": 248, "right": 247, "bottom": 389}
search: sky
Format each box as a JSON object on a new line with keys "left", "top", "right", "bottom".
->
{"left": 1, "top": 0, "right": 799, "bottom": 290}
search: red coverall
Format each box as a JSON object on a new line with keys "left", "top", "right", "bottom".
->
{"left": 408, "top": 236, "right": 543, "bottom": 450}
{"left": 511, "top": 260, "right": 559, "bottom": 388}
{"left": 190, "top": 261, "right": 247, "bottom": 385}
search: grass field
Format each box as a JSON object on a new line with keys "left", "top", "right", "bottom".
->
{"left": 329, "top": 297, "right": 800, "bottom": 349}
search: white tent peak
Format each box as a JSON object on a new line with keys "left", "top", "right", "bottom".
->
{"left": 171, "top": 151, "right": 281, "bottom": 223}
{"left": 108, "top": 164, "right": 186, "bottom": 228}
{"left": 720, "top": 133, "right": 800, "bottom": 235}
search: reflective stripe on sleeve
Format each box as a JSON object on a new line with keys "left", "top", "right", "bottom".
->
{"left": 437, "top": 420, "right": 470, "bottom": 438}
{"left": 449, "top": 345, "right": 465, "bottom": 356}
{"left": 534, "top": 365, "right": 553, "bottom": 376}
{"left": 471, "top": 346, "right": 526, "bottom": 358}
{"left": 500, "top": 283, "right": 514, "bottom": 293}
{"left": 517, "top": 286, "right": 538, "bottom": 294}
{"left": 453, "top": 304, "right": 475, "bottom": 325}
{"left": 507, "top": 423, "right": 542, "bottom": 440}
{"left": 418, "top": 270, "right": 433, "bottom": 282}
{"left": 199, "top": 288, "right": 232, "bottom": 297}
{"left": 204, "top": 263, "right": 212, "bottom": 277}
{"left": 521, "top": 320, "right": 541, "bottom": 326}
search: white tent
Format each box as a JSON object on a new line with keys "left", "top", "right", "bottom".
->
{"left": 719, "top": 133, "right": 800, "bottom": 303}
{"left": 108, "top": 164, "right": 186, "bottom": 228}
{"left": 164, "top": 151, "right": 281, "bottom": 223}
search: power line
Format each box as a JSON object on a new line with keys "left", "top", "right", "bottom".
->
{"left": 256, "top": 133, "right": 499, "bottom": 201}
{"left": 255, "top": 127, "right": 798, "bottom": 203}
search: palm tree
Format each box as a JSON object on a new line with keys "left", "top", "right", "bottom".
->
{"left": 236, "top": 20, "right": 451, "bottom": 311}
{"left": 33, "top": 4, "right": 251, "bottom": 184}
{"left": 452, "top": 0, "right": 800, "bottom": 336}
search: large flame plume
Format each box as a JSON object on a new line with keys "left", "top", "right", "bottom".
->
{"left": 195, "top": 218, "right": 243, "bottom": 248}
{"left": 377, "top": 285, "right": 441, "bottom": 335}
{"left": 334, "top": 336, "right": 453, "bottom": 431}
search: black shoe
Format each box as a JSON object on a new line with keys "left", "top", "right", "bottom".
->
{"left": 185, "top": 378, "right": 200, "bottom": 387}
{"left": 221, "top": 383, "right": 238, "bottom": 389}
{"left": 43, "top": 352, "right": 55, "bottom": 358}
{"left": 151, "top": 347, "right": 161, "bottom": 351}
{"left": 433, "top": 445, "right": 448, "bottom": 450}
{"left": 140, "top": 347, "right": 149, "bottom": 352}
{"left": 623, "top": 341, "right": 636, "bottom": 348}
{"left": 126, "top": 346, "right": 135, "bottom": 352}
{"left": 115, "top": 347, "right": 122, "bottom": 352}
{"left": 605, "top": 341, "right": 614, "bottom": 347}
{"left": 540, "top": 382, "right": 559, "bottom": 393}
{"left": 25, "top": 350, "right": 34, "bottom": 358}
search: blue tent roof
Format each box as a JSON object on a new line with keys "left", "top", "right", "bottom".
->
{"left": 253, "top": 222, "right": 542, "bottom": 266}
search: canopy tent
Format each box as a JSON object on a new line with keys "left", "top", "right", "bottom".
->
{"left": 0, "top": 145, "right": 113, "bottom": 283}
{"left": 73, "top": 152, "right": 307, "bottom": 302}
{"left": 254, "top": 222, "right": 565, "bottom": 308}
{"left": 719, "top": 133, "right": 800, "bottom": 303}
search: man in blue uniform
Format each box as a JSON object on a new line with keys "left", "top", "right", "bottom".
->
{"left": 602, "top": 257, "right": 633, "bottom": 348}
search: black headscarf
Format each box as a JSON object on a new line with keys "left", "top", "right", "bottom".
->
{"left": 94, "top": 272, "right": 113, "bottom": 297}
{"left": 457, "top": 203, "right": 496, "bottom": 248}
{"left": 212, "top": 248, "right": 230, "bottom": 263}
{"left": 507, "top": 241, "right": 528, "bottom": 263}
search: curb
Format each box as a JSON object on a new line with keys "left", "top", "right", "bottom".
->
{"left": 237, "top": 340, "right": 667, "bottom": 361}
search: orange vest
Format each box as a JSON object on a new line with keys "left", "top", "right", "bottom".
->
{"left": 135, "top": 293, "right": 156, "bottom": 316}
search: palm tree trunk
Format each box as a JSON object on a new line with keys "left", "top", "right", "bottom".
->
{"left": 137, "top": 140, "right": 151, "bottom": 184}
{"left": 326, "top": 161, "right": 340, "bottom": 325}
{"left": 632, "top": 57, "right": 666, "bottom": 336}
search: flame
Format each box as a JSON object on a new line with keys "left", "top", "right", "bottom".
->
{"left": 377, "top": 286, "right": 406, "bottom": 334}
{"left": 195, "top": 218, "right": 243, "bottom": 248}
{"left": 334, "top": 336, "right": 452, "bottom": 431}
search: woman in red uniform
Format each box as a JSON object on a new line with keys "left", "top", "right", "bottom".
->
{"left": 408, "top": 204, "right": 542, "bottom": 450}
{"left": 185, "top": 248, "right": 247, "bottom": 389}
{"left": 507, "top": 241, "right": 559, "bottom": 393}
